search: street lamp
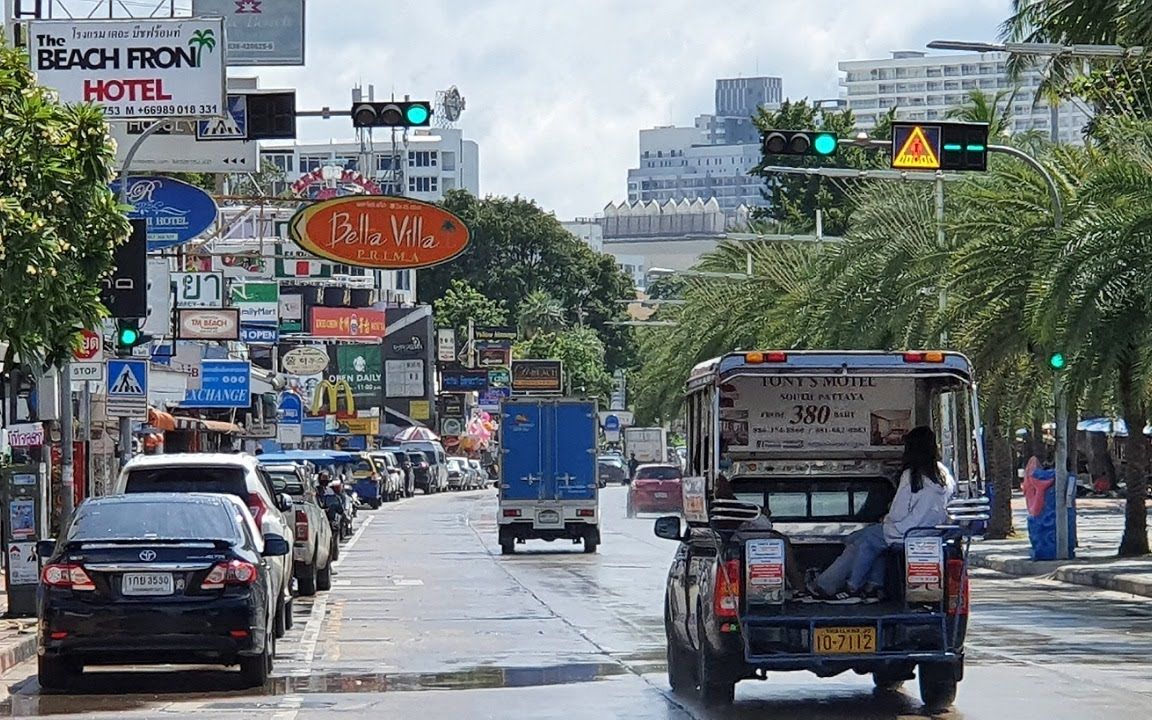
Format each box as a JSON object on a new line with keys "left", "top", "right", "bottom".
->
{"left": 927, "top": 40, "right": 1142, "bottom": 58}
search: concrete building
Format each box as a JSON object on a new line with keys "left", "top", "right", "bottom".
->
{"left": 839, "top": 51, "right": 1091, "bottom": 144}
{"left": 561, "top": 219, "right": 604, "bottom": 252}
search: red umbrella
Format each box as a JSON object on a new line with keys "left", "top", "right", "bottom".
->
{"left": 393, "top": 426, "right": 439, "bottom": 442}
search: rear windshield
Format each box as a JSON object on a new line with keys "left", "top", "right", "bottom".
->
{"left": 731, "top": 478, "right": 897, "bottom": 523}
{"left": 68, "top": 500, "right": 241, "bottom": 542}
{"left": 421, "top": 451, "right": 437, "bottom": 465}
{"left": 352, "top": 459, "right": 375, "bottom": 476}
{"left": 636, "top": 466, "right": 681, "bottom": 480}
{"left": 408, "top": 453, "right": 425, "bottom": 464}
{"left": 267, "top": 471, "right": 305, "bottom": 496}
{"left": 124, "top": 466, "right": 247, "bottom": 502}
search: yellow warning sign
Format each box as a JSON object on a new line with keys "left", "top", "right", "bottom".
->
{"left": 892, "top": 126, "right": 941, "bottom": 170}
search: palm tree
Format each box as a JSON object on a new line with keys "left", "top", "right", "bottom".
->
{"left": 517, "top": 290, "right": 566, "bottom": 339}
{"left": 1001, "top": 1, "right": 1152, "bottom": 47}
{"left": 946, "top": 89, "right": 1018, "bottom": 140}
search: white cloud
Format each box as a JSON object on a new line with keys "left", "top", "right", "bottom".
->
{"left": 251, "top": 0, "right": 1011, "bottom": 218}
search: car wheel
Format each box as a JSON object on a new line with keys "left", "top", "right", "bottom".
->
{"left": 696, "top": 614, "right": 736, "bottom": 705}
{"left": 626, "top": 495, "right": 635, "bottom": 518}
{"left": 499, "top": 527, "right": 515, "bottom": 555}
{"left": 38, "top": 655, "right": 80, "bottom": 693}
{"left": 239, "top": 633, "right": 273, "bottom": 688}
{"left": 665, "top": 600, "right": 696, "bottom": 693}
{"left": 918, "top": 662, "right": 959, "bottom": 711}
{"left": 284, "top": 596, "right": 294, "bottom": 630}
{"left": 583, "top": 534, "right": 598, "bottom": 554}
{"left": 273, "top": 595, "right": 288, "bottom": 639}
{"left": 329, "top": 536, "right": 340, "bottom": 562}
{"left": 297, "top": 562, "right": 318, "bottom": 596}
{"left": 317, "top": 558, "right": 333, "bottom": 591}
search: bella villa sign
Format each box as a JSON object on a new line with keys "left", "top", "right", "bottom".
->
{"left": 288, "top": 196, "right": 471, "bottom": 270}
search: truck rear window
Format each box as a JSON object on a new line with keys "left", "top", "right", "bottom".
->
{"left": 636, "top": 466, "right": 681, "bottom": 480}
{"left": 731, "top": 478, "right": 896, "bottom": 523}
{"left": 124, "top": 467, "right": 248, "bottom": 503}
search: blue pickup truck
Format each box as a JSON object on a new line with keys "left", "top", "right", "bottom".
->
{"left": 498, "top": 398, "right": 600, "bottom": 554}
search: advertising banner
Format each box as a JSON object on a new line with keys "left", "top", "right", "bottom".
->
{"left": 180, "top": 359, "right": 251, "bottom": 408}
{"left": 173, "top": 272, "right": 224, "bottom": 308}
{"left": 510, "top": 360, "right": 563, "bottom": 394}
{"left": 385, "top": 359, "right": 424, "bottom": 398}
{"left": 335, "top": 344, "right": 383, "bottom": 410}
{"left": 278, "top": 293, "right": 303, "bottom": 332}
{"left": 718, "top": 376, "right": 914, "bottom": 453}
{"left": 28, "top": 18, "right": 226, "bottom": 118}
{"left": 310, "top": 307, "right": 385, "bottom": 339}
{"left": 111, "top": 177, "right": 218, "bottom": 251}
{"left": 229, "top": 282, "right": 280, "bottom": 324}
{"left": 177, "top": 308, "right": 240, "bottom": 340}
{"left": 441, "top": 369, "right": 487, "bottom": 393}
{"left": 192, "top": 0, "right": 305, "bottom": 66}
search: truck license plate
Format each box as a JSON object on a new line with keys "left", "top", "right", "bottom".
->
{"left": 654, "top": 492, "right": 668, "bottom": 499}
{"left": 537, "top": 510, "right": 561, "bottom": 525}
{"left": 813, "top": 627, "right": 876, "bottom": 654}
{"left": 122, "top": 573, "right": 174, "bottom": 596}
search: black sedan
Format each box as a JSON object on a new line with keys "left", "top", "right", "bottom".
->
{"left": 37, "top": 492, "right": 290, "bottom": 691}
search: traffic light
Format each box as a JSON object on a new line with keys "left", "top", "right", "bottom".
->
{"left": 891, "top": 122, "right": 989, "bottom": 172}
{"left": 1049, "top": 352, "right": 1067, "bottom": 371}
{"left": 761, "top": 130, "right": 839, "bottom": 157}
{"left": 351, "top": 101, "right": 432, "bottom": 128}
{"left": 114, "top": 319, "right": 151, "bottom": 356}
{"left": 940, "top": 122, "right": 989, "bottom": 171}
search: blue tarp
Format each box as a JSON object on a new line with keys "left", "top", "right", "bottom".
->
{"left": 257, "top": 450, "right": 362, "bottom": 467}
{"left": 1076, "top": 417, "right": 1152, "bottom": 436}
{"left": 1027, "top": 469, "right": 1078, "bottom": 561}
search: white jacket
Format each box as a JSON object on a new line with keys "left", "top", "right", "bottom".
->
{"left": 883, "top": 463, "right": 956, "bottom": 545}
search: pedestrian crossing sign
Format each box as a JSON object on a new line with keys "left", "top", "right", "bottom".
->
{"left": 197, "top": 95, "right": 248, "bottom": 141}
{"left": 106, "top": 359, "right": 149, "bottom": 417}
{"left": 891, "top": 124, "right": 941, "bottom": 170}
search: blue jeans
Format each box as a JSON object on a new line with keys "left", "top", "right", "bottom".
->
{"left": 814, "top": 525, "right": 888, "bottom": 595}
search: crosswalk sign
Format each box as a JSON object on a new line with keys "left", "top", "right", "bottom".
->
{"left": 891, "top": 124, "right": 942, "bottom": 170}
{"left": 106, "top": 359, "right": 148, "bottom": 417}
{"left": 197, "top": 95, "right": 248, "bottom": 141}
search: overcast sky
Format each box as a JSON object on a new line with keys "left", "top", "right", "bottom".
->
{"left": 250, "top": 0, "right": 1012, "bottom": 219}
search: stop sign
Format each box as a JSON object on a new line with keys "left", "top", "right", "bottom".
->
{"left": 73, "top": 329, "right": 103, "bottom": 362}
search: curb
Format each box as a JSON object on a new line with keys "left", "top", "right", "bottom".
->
{"left": 970, "top": 553, "right": 1152, "bottom": 599}
{"left": 0, "top": 633, "right": 36, "bottom": 675}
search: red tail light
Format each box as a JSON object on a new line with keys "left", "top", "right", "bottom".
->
{"left": 576, "top": 509, "right": 595, "bottom": 517}
{"left": 248, "top": 492, "right": 268, "bottom": 528}
{"left": 713, "top": 559, "right": 741, "bottom": 619}
{"left": 42, "top": 564, "right": 96, "bottom": 591}
{"left": 946, "top": 559, "right": 969, "bottom": 615}
{"left": 503, "top": 508, "right": 521, "bottom": 518}
{"left": 201, "top": 560, "right": 259, "bottom": 590}
{"left": 295, "top": 510, "right": 309, "bottom": 542}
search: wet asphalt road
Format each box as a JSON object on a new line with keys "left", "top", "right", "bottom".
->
{"left": 2, "top": 486, "right": 1152, "bottom": 718}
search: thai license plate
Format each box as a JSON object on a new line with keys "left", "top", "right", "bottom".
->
{"left": 813, "top": 627, "right": 876, "bottom": 654}
{"left": 654, "top": 492, "right": 669, "bottom": 499}
{"left": 537, "top": 510, "right": 561, "bottom": 525}
{"left": 122, "top": 573, "right": 174, "bottom": 596}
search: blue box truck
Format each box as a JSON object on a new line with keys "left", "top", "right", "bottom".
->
{"left": 498, "top": 398, "right": 600, "bottom": 554}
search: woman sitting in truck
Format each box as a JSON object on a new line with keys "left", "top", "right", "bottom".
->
{"left": 808, "top": 426, "right": 955, "bottom": 603}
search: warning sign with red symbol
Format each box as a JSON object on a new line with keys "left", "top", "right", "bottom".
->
{"left": 891, "top": 124, "right": 942, "bottom": 170}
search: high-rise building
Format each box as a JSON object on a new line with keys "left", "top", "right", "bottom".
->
{"left": 839, "top": 51, "right": 1091, "bottom": 144}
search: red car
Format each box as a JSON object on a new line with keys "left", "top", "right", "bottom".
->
{"left": 627, "top": 464, "right": 683, "bottom": 516}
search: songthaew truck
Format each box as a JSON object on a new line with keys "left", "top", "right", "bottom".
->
{"left": 624, "top": 426, "right": 667, "bottom": 465}
{"left": 498, "top": 398, "right": 600, "bottom": 554}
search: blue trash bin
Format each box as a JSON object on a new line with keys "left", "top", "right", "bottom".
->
{"left": 1026, "top": 471, "right": 1077, "bottom": 561}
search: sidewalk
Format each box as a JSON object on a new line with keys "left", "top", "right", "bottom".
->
{"left": 0, "top": 585, "right": 38, "bottom": 691}
{"left": 970, "top": 496, "right": 1152, "bottom": 598}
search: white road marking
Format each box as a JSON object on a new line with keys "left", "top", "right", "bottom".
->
{"left": 332, "top": 514, "right": 374, "bottom": 569}
{"left": 270, "top": 694, "right": 304, "bottom": 720}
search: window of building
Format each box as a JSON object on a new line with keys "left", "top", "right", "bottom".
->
{"left": 944, "top": 65, "right": 961, "bottom": 77}
{"left": 408, "top": 176, "right": 438, "bottom": 193}
{"left": 441, "top": 151, "right": 456, "bottom": 171}
{"left": 927, "top": 67, "right": 943, "bottom": 77}
{"left": 395, "top": 269, "right": 412, "bottom": 291}
{"left": 262, "top": 152, "right": 294, "bottom": 174}
{"left": 332, "top": 264, "right": 367, "bottom": 276}
{"left": 376, "top": 154, "right": 396, "bottom": 172}
{"left": 333, "top": 155, "right": 358, "bottom": 170}
{"left": 299, "top": 154, "right": 328, "bottom": 173}
{"left": 408, "top": 150, "right": 438, "bottom": 168}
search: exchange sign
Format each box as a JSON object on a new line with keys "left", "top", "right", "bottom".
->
{"left": 27, "top": 18, "right": 226, "bottom": 119}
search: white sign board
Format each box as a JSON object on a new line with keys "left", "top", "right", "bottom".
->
{"left": 436, "top": 329, "right": 456, "bottom": 362}
{"left": 720, "top": 376, "right": 915, "bottom": 453}
{"left": 173, "top": 272, "right": 224, "bottom": 308}
{"left": 27, "top": 18, "right": 226, "bottom": 119}
{"left": 143, "top": 257, "right": 171, "bottom": 336}
{"left": 106, "top": 119, "right": 257, "bottom": 174}
{"left": 386, "top": 359, "right": 425, "bottom": 398}
{"left": 69, "top": 363, "right": 105, "bottom": 382}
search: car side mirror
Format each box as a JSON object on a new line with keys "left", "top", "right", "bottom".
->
{"left": 262, "top": 534, "right": 291, "bottom": 557}
{"left": 654, "top": 515, "right": 683, "bottom": 541}
{"left": 37, "top": 539, "right": 57, "bottom": 558}
{"left": 277, "top": 493, "right": 294, "bottom": 512}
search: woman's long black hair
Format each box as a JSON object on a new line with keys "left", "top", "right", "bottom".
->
{"left": 902, "top": 426, "right": 944, "bottom": 492}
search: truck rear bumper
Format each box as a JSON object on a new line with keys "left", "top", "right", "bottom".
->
{"left": 497, "top": 501, "right": 598, "bottom": 529}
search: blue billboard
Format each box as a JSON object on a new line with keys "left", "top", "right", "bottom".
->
{"left": 110, "top": 176, "right": 218, "bottom": 251}
{"left": 181, "top": 360, "right": 251, "bottom": 409}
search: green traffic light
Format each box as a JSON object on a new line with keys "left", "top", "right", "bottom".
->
{"left": 1049, "top": 353, "right": 1066, "bottom": 370}
{"left": 813, "top": 133, "right": 838, "bottom": 156}
{"left": 118, "top": 327, "right": 140, "bottom": 346}
{"left": 405, "top": 104, "right": 430, "bottom": 124}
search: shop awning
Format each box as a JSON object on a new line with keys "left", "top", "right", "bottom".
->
{"left": 171, "top": 417, "right": 243, "bottom": 435}
{"left": 147, "top": 407, "right": 176, "bottom": 432}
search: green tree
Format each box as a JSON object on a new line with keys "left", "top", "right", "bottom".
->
{"left": 228, "top": 160, "right": 288, "bottom": 198}
{"left": 1002, "top": 0, "right": 1152, "bottom": 47}
{"left": 419, "top": 190, "right": 636, "bottom": 372}
{"left": 517, "top": 290, "right": 566, "bottom": 338}
{"left": 0, "top": 43, "right": 130, "bottom": 367}
{"left": 946, "top": 89, "right": 1019, "bottom": 139}
{"left": 514, "top": 326, "right": 614, "bottom": 399}
{"left": 432, "top": 279, "right": 508, "bottom": 334}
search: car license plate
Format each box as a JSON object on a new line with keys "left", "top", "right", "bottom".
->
{"left": 538, "top": 510, "right": 561, "bottom": 525}
{"left": 813, "top": 627, "right": 876, "bottom": 654}
{"left": 654, "top": 492, "right": 669, "bottom": 499}
{"left": 122, "top": 573, "right": 174, "bottom": 596}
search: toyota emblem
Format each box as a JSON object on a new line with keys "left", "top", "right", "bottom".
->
{"left": 139, "top": 550, "right": 157, "bottom": 562}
